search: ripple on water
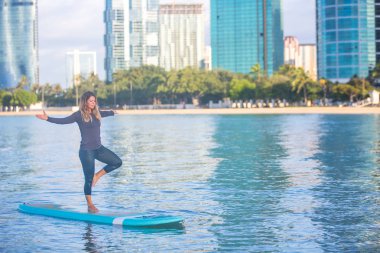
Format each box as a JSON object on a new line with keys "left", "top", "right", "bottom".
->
{"left": 0, "top": 115, "right": 379, "bottom": 252}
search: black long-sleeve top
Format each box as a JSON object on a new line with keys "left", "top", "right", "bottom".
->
{"left": 47, "top": 110, "right": 114, "bottom": 150}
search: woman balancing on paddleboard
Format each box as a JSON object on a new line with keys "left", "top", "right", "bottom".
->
{"left": 36, "top": 91, "right": 122, "bottom": 213}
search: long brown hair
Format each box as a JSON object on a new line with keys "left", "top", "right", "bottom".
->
{"left": 79, "top": 91, "right": 101, "bottom": 122}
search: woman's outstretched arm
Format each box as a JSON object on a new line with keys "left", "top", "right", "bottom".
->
{"left": 100, "top": 110, "right": 116, "bottom": 118}
{"left": 36, "top": 110, "right": 78, "bottom": 124}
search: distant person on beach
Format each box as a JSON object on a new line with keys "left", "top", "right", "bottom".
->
{"left": 36, "top": 91, "right": 122, "bottom": 213}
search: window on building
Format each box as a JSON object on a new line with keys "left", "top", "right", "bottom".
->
{"left": 146, "top": 22, "right": 158, "bottom": 33}
{"left": 146, "top": 46, "right": 158, "bottom": 57}
{"left": 147, "top": 0, "right": 158, "bottom": 11}
{"left": 325, "top": 0, "right": 336, "bottom": 6}
{"left": 338, "top": 6, "right": 358, "bottom": 17}
{"left": 325, "top": 19, "right": 336, "bottom": 30}
{"left": 326, "top": 7, "right": 336, "bottom": 18}
{"left": 339, "top": 67, "right": 357, "bottom": 78}
{"left": 326, "top": 68, "right": 337, "bottom": 78}
{"left": 337, "top": 0, "right": 358, "bottom": 4}
{"left": 338, "top": 18, "right": 358, "bottom": 29}
{"left": 338, "top": 42, "right": 359, "bottom": 53}
{"left": 338, "top": 30, "right": 358, "bottom": 41}
{"left": 376, "top": 7, "right": 380, "bottom": 15}
{"left": 339, "top": 55, "right": 358, "bottom": 66}
{"left": 326, "top": 31, "right": 337, "bottom": 42}
{"left": 327, "top": 55, "right": 337, "bottom": 66}
{"left": 327, "top": 43, "right": 337, "bottom": 54}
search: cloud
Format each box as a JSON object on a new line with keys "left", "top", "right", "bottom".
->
{"left": 283, "top": 0, "right": 316, "bottom": 43}
{"left": 39, "top": 0, "right": 105, "bottom": 86}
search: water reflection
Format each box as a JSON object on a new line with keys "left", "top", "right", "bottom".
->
{"left": 277, "top": 115, "right": 323, "bottom": 252}
{"left": 83, "top": 224, "right": 100, "bottom": 253}
{"left": 313, "top": 115, "right": 380, "bottom": 252}
{"left": 210, "top": 115, "right": 290, "bottom": 252}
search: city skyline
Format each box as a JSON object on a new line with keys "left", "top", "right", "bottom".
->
{"left": 38, "top": 0, "right": 316, "bottom": 86}
{"left": 104, "top": 0, "right": 160, "bottom": 83}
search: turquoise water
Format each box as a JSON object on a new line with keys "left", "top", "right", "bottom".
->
{"left": 0, "top": 114, "right": 379, "bottom": 252}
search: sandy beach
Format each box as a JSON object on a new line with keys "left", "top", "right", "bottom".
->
{"left": 1, "top": 107, "right": 380, "bottom": 116}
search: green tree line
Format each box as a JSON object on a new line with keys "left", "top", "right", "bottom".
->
{"left": 1, "top": 64, "right": 379, "bottom": 110}
{"left": 0, "top": 76, "right": 37, "bottom": 110}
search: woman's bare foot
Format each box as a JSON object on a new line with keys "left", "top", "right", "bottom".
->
{"left": 88, "top": 204, "right": 99, "bottom": 213}
{"left": 92, "top": 169, "right": 106, "bottom": 187}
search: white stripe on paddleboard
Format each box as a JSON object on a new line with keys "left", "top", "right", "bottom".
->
{"left": 112, "top": 217, "right": 127, "bottom": 225}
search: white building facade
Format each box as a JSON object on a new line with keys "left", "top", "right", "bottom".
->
{"left": 159, "top": 4, "right": 205, "bottom": 71}
{"left": 284, "top": 36, "right": 317, "bottom": 80}
{"left": 299, "top": 44, "right": 317, "bottom": 80}
{"left": 284, "top": 36, "right": 299, "bottom": 66}
{"left": 202, "top": 46, "right": 212, "bottom": 71}
{"left": 66, "top": 50, "right": 97, "bottom": 88}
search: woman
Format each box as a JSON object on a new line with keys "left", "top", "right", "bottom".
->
{"left": 36, "top": 91, "right": 122, "bottom": 213}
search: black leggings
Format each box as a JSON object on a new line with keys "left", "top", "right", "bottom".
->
{"left": 79, "top": 145, "right": 122, "bottom": 195}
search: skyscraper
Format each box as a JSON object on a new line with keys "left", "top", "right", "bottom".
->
{"left": 210, "top": 0, "right": 283, "bottom": 75}
{"left": 159, "top": 4, "right": 205, "bottom": 71}
{"left": 316, "top": 0, "right": 376, "bottom": 82}
{"left": 66, "top": 50, "right": 97, "bottom": 89}
{"left": 375, "top": 0, "right": 380, "bottom": 63}
{"left": 0, "top": 0, "right": 39, "bottom": 88}
{"left": 104, "top": 0, "right": 159, "bottom": 83}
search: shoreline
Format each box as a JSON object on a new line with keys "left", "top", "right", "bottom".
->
{"left": 1, "top": 107, "right": 380, "bottom": 116}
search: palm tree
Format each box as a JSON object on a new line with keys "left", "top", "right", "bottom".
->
{"left": 16, "top": 76, "right": 29, "bottom": 89}
{"left": 318, "top": 78, "right": 328, "bottom": 105}
{"left": 277, "top": 64, "right": 296, "bottom": 77}
{"left": 53, "top": 84, "right": 63, "bottom": 97}
{"left": 291, "top": 67, "right": 313, "bottom": 105}
{"left": 250, "top": 64, "right": 262, "bottom": 81}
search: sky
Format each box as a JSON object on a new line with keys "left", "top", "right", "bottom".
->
{"left": 38, "top": 0, "right": 316, "bottom": 87}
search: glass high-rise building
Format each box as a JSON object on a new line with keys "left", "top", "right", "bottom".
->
{"left": 376, "top": 0, "right": 380, "bottom": 63}
{"left": 104, "top": 0, "right": 159, "bottom": 83}
{"left": 317, "top": 0, "right": 376, "bottom": 82}
{"left": 0, "top": 0, "right": 39, "bottom": 88}
{"left": 210, "top": 0, "right": 283, "bottom": 75}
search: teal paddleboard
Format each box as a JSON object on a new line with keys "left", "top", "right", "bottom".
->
{"left": 19, "top": 203, "right": 183, "bottom": 227}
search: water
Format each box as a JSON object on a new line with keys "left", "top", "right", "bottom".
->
{"left": 0, "top": 114, "right": 379, "bottom": 252}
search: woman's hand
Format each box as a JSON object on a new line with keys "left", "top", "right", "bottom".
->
{"left": 36, "top": 110, "right": 48, "bottom": 121}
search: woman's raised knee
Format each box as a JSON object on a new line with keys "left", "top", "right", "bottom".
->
{"left": 115, "top": 159, "right": 122, "bottom": 169}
